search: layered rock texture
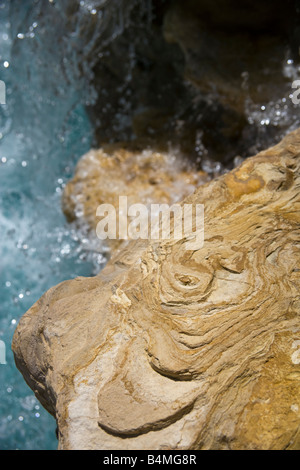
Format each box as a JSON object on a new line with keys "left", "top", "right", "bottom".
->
{"left": 12, "top": 128, "right": 300, "bottom": 450}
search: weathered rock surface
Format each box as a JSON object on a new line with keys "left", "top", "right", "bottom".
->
{"left": 62, "top": 144, "right": 208, "bottom": 247}
{"left": 12, "top": 128, "right": 300, "bottom": 450}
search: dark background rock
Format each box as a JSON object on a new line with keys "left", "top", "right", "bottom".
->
{"left": 11, "top": 0, "right": 298, "bottom": 168}
{"left": 86, "top": 0, "right": 300, "bottom": 167}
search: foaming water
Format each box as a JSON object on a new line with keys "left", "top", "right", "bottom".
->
{"left": 0, "top": 0, "right": 114, "bottom": 449}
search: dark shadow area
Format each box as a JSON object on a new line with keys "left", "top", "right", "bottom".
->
{"left": 87, "top": 0, "right": 300, "bottom": 168}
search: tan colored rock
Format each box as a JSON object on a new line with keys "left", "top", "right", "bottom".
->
{"left": 62, "top": 144, "right": 208, "bottom": 249}
{"left": 13, "top": 128, "right": 300, "bottom": 450}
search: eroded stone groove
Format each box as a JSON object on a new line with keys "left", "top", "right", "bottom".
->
{"left": 12, "top": 128, "right": 300, "bottom": 450}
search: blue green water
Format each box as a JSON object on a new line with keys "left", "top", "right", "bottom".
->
{"left": 0, "top": 0, "right": 108, "bottom": 450}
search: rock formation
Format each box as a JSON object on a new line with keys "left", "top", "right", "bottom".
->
{"left": 62, "top": 144, "right": 208, "bottom": 245}
{"left": 12, "top": 128, "right": 300, "bottom": 450}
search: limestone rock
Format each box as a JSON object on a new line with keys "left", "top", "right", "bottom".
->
{"left": 62, "top": 144, "right": 208, "bottom": 246}
{"left": 12, "top": 128, "right": 300, "bottom": 449}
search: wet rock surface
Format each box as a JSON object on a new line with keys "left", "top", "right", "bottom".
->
{"left": 87, "top": 0, "right": 300, "bottom": 166}
{"left": 12, "top": 128, "right": 300, "bottom": 450}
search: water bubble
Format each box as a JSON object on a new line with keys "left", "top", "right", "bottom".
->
{"left": 21, "top": 396, "right": 37, "bottom": 411}
{"left": 202, "top": 159, "right": 222, "bottom": 175}
{"left": 60, "top": 244, "right": 71, "bottom": 255}
{"left": 234, "top": 156, "right": 244, "bottom": 167}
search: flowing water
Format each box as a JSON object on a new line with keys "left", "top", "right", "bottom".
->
{"left": 0, "top": 0, "right": 120, "bottom": 449}
{"left": 0, "top": 0, "right": 299, "bottom": 449}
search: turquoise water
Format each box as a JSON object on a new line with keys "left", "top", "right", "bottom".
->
{"left": 0, "top": 0, "right": 109, "bottom": 450}
{"left": 0, "top": 0, "right": 151, "bottom": 450}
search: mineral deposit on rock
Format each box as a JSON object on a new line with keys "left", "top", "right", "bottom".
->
{"left": 13, "top": 128, "right": 300, "bottom": 450}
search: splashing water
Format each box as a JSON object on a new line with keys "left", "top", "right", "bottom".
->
{"left": 0, "top": 0, "right": 133, "bottom": 449}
